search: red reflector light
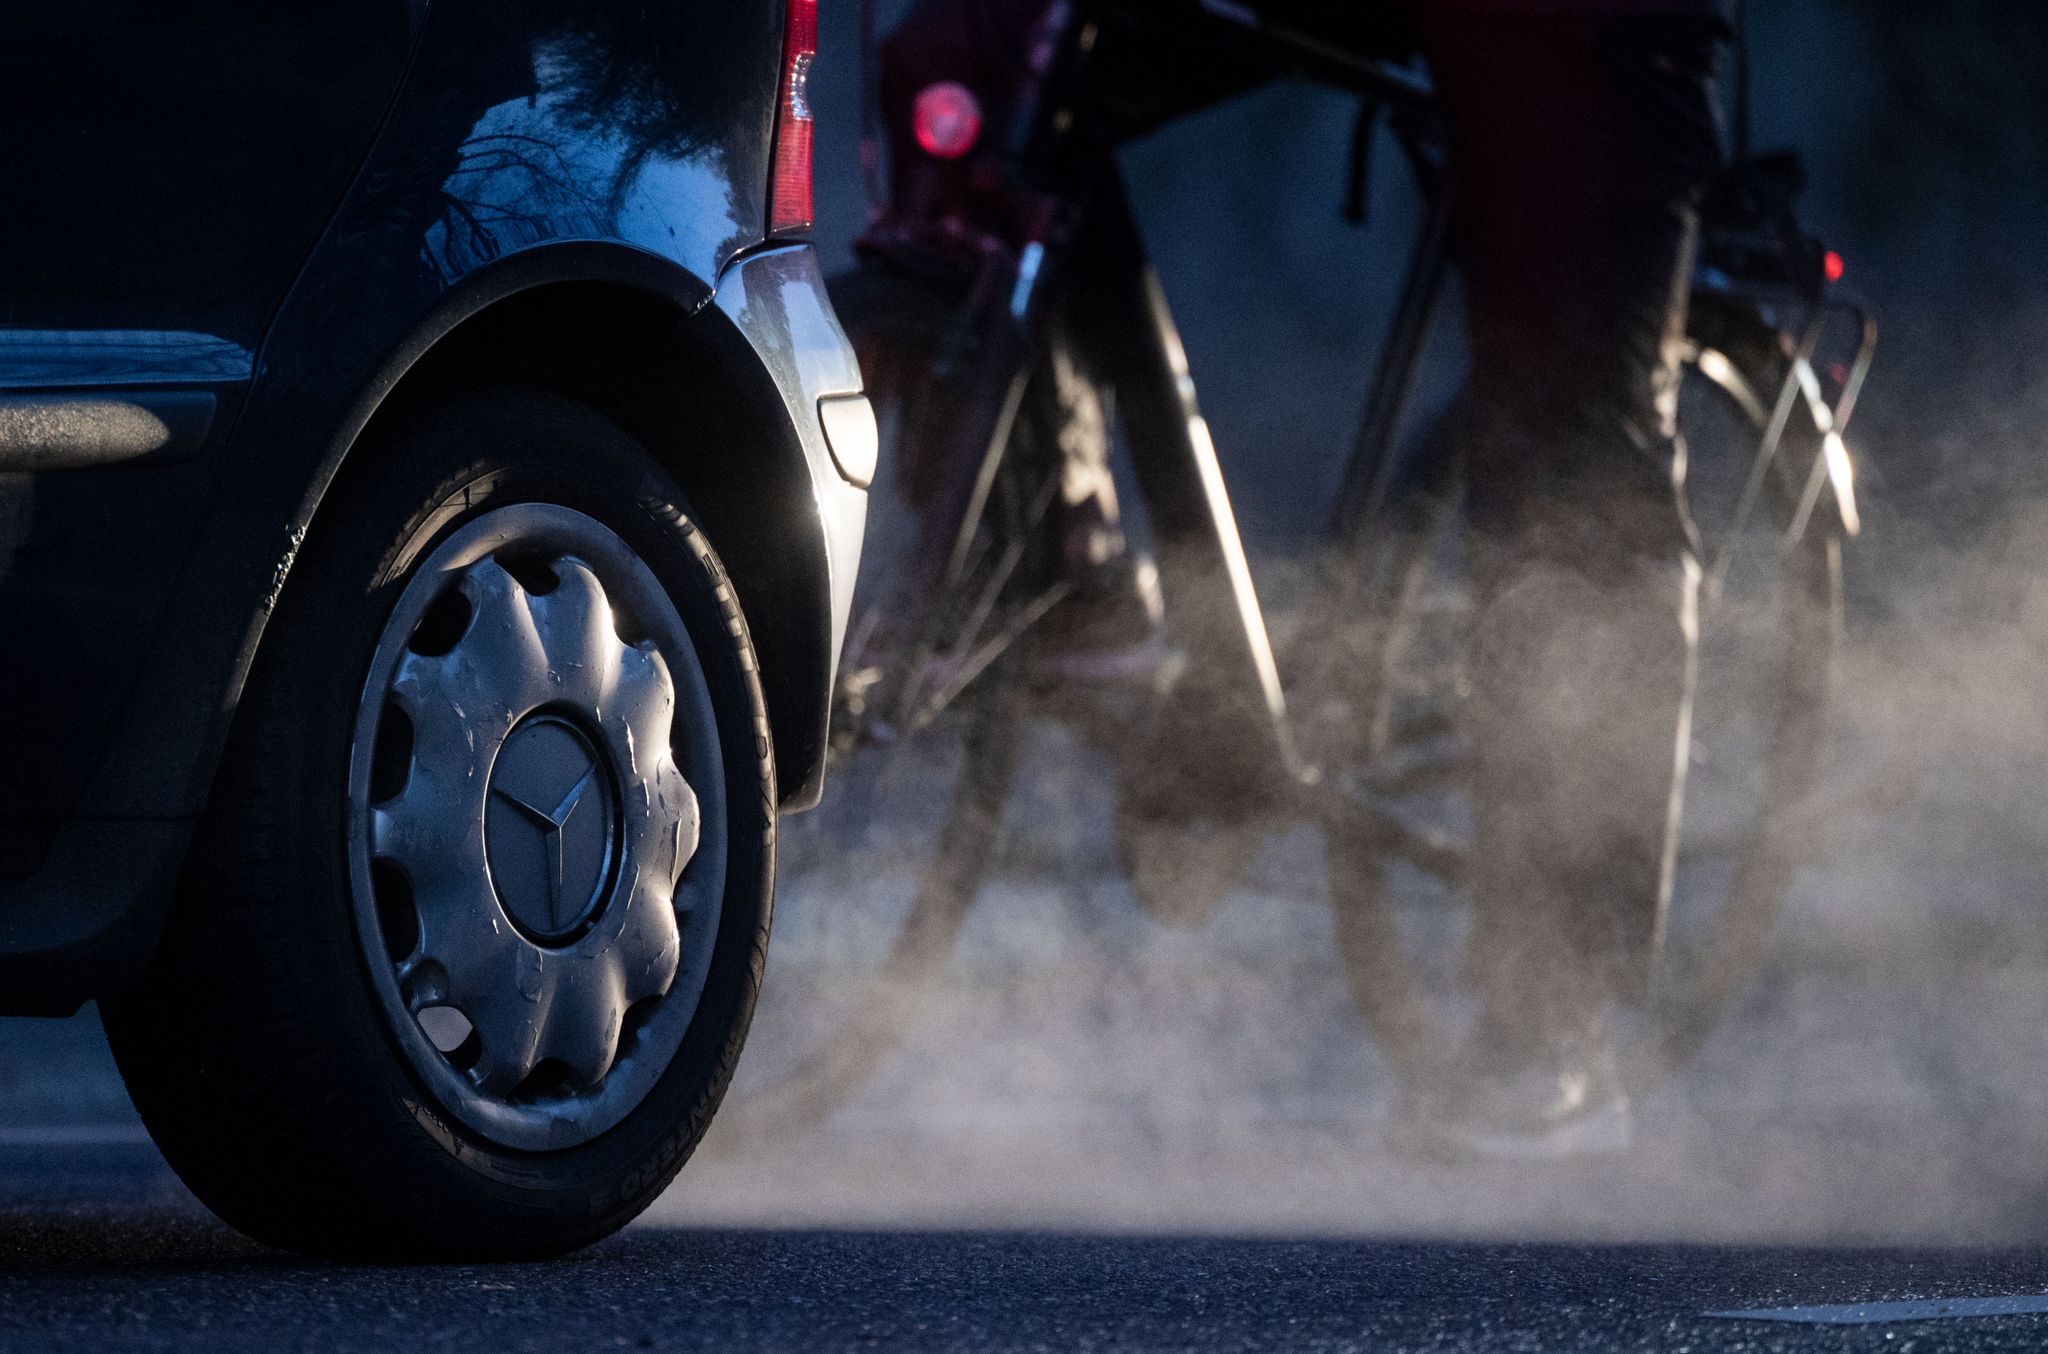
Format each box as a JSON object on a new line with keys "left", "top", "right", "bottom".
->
{"left": 770, "top": 0, "right": 817, "bottom": 235}
{"left": 913, "top": 81, "right": 982, "bottom": 160}
{"left": 1823, "top": 249, "right": 1845, "bottom": 284}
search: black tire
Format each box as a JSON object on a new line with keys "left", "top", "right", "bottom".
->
{"left": 103, "top": 388, "right": 775, "bottom": 1260}
{"left": 1321, "top": 301, "right": 1843, "bottom": 1094}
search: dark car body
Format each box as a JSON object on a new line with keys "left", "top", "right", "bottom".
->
{"left": 0, "top": 0, "right": 867, "bottom": 1015}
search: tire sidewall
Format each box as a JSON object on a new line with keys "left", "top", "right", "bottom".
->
{"left": 222, "top": 389, "right": 770, "bottom": 1245}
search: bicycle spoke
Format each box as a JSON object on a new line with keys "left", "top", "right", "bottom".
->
{"left": 1702, "top": 313, "right": 1822, "bottom": 591}
{"left": 907, "top": 578, "right": 1074, "bottom": 734}
{"left": 939, "top": 365, "right": 1034, "bottom": 587}
{"left": 891, "top": 454, "right": 1064, "bottom": 729}
{"left": 941, "top": 465, "right": 1063, "bottom": 676}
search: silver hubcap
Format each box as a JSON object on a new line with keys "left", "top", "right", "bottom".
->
{"left": 346, "top": 503, "right": 726, "bottom": 1151}
{"left": 486, "top": 714, "right": 619, "bottom": 944}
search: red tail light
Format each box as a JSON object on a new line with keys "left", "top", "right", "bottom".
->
{"left": 913, "top": 81, "right": 982, "bottom": 160}
{"left": 769, "top": 0, "right": 817, "bottom": 236}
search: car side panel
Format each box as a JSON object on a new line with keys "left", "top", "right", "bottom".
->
{"left": 0, "top": 1, "right": 798, "bottom": 1011}
{"left": 0, "top": 1, "right": 418, "bottom": 341}
{"left": 73, "top": 0, "right": 783, "bottom": 822}
{"left": 0, "top": 1, "right": 418, "bottom": 862}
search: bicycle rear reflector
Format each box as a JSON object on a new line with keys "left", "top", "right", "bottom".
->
{"left": 913, "top": 81, "right": 982, "bottom": 160}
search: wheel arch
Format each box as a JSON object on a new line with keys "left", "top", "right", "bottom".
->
{"left": 292, "top": 250, "right": 835, "bottom": 813}
{"left": 0, "top": 245, "right": 841, "bottom": 1019}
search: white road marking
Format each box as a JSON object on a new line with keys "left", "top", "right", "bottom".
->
{"left": 1710, "top": 1295, "right": 2048, "bottom": 1325}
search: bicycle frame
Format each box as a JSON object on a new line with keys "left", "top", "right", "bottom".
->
{"left": 857, "top": 0, "right": 1874, "bottom": 789}
{"left": 864, "top": 2, "right": 1321, "bottom": 789}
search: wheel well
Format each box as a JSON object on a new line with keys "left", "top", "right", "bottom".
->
{"left": 358, "top": 280, "right": 831, "bottom": 804}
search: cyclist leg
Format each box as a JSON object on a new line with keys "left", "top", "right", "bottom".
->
{"left": 1420, "top": 9, "right": 1725, "bottom": 1124}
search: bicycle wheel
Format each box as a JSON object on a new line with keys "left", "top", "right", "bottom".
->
{"left": 718, "top": 268, "right": 1054, "bottom": 1142}
{"left": 1317, "top": 297, "right": 1843, "bottom": 1096}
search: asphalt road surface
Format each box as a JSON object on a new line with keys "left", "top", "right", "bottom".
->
{"left": 7, "top": 1138, "right": 2048, "bottom": 1353}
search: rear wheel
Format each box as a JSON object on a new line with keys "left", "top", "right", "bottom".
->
{"left": 1317, "top": 303, "right": 1843, "bottom": 1094}
{"left": 104, "top": 389, "right": 774, "bottom": 1259}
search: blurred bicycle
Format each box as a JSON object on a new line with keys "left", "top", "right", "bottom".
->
{"left": 726, "top": 0, "right": 1875, "bottom": 1145}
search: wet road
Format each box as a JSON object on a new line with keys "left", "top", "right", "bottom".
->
{"left": 5, "top": 1140, "right": 2048, "bottom": 1353}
